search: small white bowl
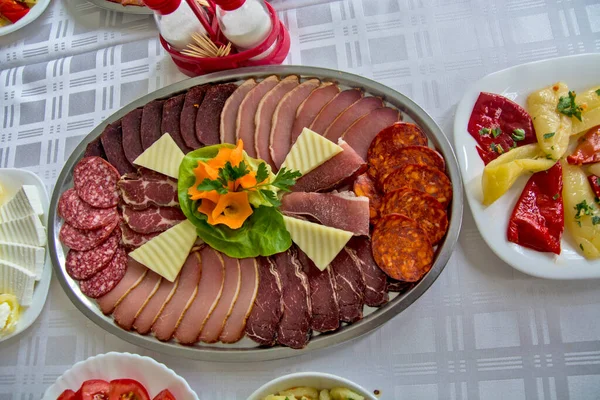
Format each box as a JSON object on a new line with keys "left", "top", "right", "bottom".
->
{"left": 42, "top": 352, "right": 199, "bottom": 400}
{"left": 248, "top": 372, "right": 377, "bottom": 400}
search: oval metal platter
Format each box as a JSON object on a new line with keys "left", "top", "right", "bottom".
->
{"left": 49, "top": 65, "right": 463, "bottom": 362}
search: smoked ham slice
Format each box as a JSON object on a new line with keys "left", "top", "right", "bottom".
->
{"left": 310, "top": 89, "right": 363, "bottom": 134}
{"left": 290, "top": 83, "right": 340, "bottom": 143}
{"left": 323, "top": 96, "right": 384, "bottom": 142}
{"left": 121, "top": 109, "right": 144, "bottom": 165}
{"left": 342, "top": 107, "right": 402, "bottom": 159}
{"left": 220, "top": 79, "right": 257, "bottom": 144}
{"left": 199, "top": 254, "right": 241, "bottom": 343}
{"left": 180, "top": 85, "right": 209, "bottom": 150}
{"left": 151, "top": 252, "right": 202, "bottom": 341}
{"left": 195, "top": 84, "right": 237, "bottom": 145}
{"left": 236, "top": 76, "right": 280, "bottom": 157}
{"left": 331, "top": 248, "right": 365, "bottom": 323}
{"left": 113, "top": 271, "right": 162, "bottom": 330}
{"left": 347, "top": 237, "right": 388, "bottom": 307}
{"left": 133, "top": 276, "right": 180, "bottom": 335}
{"left": 220, "top": 257, "right": 259, "bottom": 343}
{"left": 270, "top": 79, "right": 321, "bottom": 168}
{"left": 174, "top": 247, "right": 225, "bottom": 345}
{"left": 120, "top": 222, "right": 159, "bottom": 249}
{"left": 118, "top": 174, "right": 179, "bottom": 210}
{"left": 96, "top": 258, "right": 148, "bottom": 315}
{"left": 280, "top": 191, "right": 370, "bottom": 236}
{"left": 122, "top": 205, "right": 186, "bottom": 234}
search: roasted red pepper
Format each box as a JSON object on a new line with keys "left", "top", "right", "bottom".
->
{"left": 589, "top": 175, "right": 600, "bottom": 199}
{"left": 0, "top": 0, "right": 30, "bottom": 23}
{"left": 567, "top": 125, "right": 600, "bottom": 165}
{"left": 468, "top": 92, "right": 537, "bottom": 164}
{"left": 507, "top": 162, "right": 564, "bottom": 254}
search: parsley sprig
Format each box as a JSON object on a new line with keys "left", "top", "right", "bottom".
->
{"left": 557, "top": 91, "right": 583, "bottom": 121}
{"left": 574, "top": 200, "right": 594, "bottom": 220}
{"left": 596, "top": 89, "right": 600, "bottom": 96}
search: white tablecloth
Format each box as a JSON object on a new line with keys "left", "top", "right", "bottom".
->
{"left": 1, "top": 0, "right": 600, "bottom": 399}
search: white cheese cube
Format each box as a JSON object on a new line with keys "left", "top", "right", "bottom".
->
{"left": 0, "top": 241, "right": 45, "bottom": 280}
{"left": 0, "top": 214, "right": 47, "bottom": 247}
{"left": 0, "top": 260, "right": 36, "bottom": 306}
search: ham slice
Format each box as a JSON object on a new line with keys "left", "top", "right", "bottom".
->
{"left": 141, "top": 100, "right": 165, "bottom": 150}
{"left": 245, "top": 256, "right": 283, "bottom": 346}
{"left": 120, "top": 222, "right": 159, "bottom": 249}
{"left": 270, "top": 79, "right": 321, "bottom": 168}
{"left": 199, "top": 254, "right": 241, "bottom": 343}
{"left": 122, "top": 205, "right": 186, "bottom": 234}
{"left": 121, "top": 109, "right": 144, "bottom": 165}
{"left": 118, "top": 174, "right": 179, "bottom": 210}
{"left": 331, "top": 247, "right": 365, "bottom": 323}
{"left": 196, "top": 84, "right": 238, "bottom": 145}
{"left": 113, "top": 271, "right": 162, "bottom": 330}
{"left": 236, "top": 76, "right": 280, "bottom": 157}
{"left": 133, "top": 276, "right": 180, "bottom": 335}
{"left": 347, "top": 237, "right": 388, "bottom": 307}
{"left": 323, "top": 97, "right": 384, "bottom": 142}
{"left": 220, "top": 79, "right": 257, "bottom": 144}
{"left": 219, "top": 257, "right": 259, "bottom": 343}
{"left": 292, "top": 140, "right": 367, "bottom": 192}
{"left": 290, "top": 83, "right": 340, "bottom": 144}
{"left": 161, "top": 94, "right": 190, "bottom": 153}
{"left": 174, "top": 247, "right": 225, "bottom": 345}
{"left": 255, "top": 76, "right": 299, "bottom": 169}
{"left": 310, "top": 89, "right": 363, "bottom": 134}
{"left": 151, "top": 252, "right": 202, "bottom": 341}
{"left": 180, "top": 85, "right": 209, "bottom": 150}
{"left": 96, "top": 258, "right": 147, "bottom": 315}
{"left": 281, "top": 191, "right": 370, "bottom": 236}
{"left": 342, "top": 107, "right": 402, "bottom": 158}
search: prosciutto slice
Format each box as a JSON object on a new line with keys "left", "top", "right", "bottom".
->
{"left": 113, "top": 271, "right": 162, "bottom": 330}
{"left": 118, "top": 174, "right": 179, "bottom": 210}
{"left": 122, "top": 205, "right": 186, "bottom": 234}
{"left": 133, "top": 276, "right": 180, "bottom": 335}
{"left": 310, "top": 89, "right": 363, "bottom": 134}
{"left": 341, "top": 107, "right": 402, "bottom": 158}
{"left": 281, "top": 191, "right": 369, "bottom": 236}
{"left": 290, "top": 83, "right": 340, "bottom": 143}
{"left": 347, "top": 237, "right": 388, "bottom": 307}
{"left": 220, "top": 79, "right": 257, "bottom": 144}
{"left": 331, "top": 248, "right": 365, "bottom": 323}
{"left": 96, "top": 258, "right": 147, "bottom": 315}
{"left": 323, "top": 96, "right": 384, "bottom": 142}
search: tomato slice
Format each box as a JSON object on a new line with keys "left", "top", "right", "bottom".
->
{"left": 152, "top": 390, "right": 176, "bottom": 400}
{"left": 57, "top": 389, "right": 79, "bottom": 400}
{"left": 79, "top": 380, "right": 110, "bottom": 400}
{"left": 108, "top": 379, "right": 150, "bottom": 400}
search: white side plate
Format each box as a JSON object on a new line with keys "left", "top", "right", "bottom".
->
{"left": 454, "top": 53, "right": 600, "bottom": 280}
{"left": 0, "top": 168, "right": 52, "bottom": 341}
{"left": 87, "top": 0, "right": 153, "bottom": 15}
{"left": 0, "top": 0, "right": 51, "bottom": 36}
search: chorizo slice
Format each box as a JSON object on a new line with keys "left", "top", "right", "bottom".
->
{"left": 372, "top": 145, "right": 445, "bottom": 184}
{"left": 382, "top": 164, "right": 452, "bottom": 208}
{"left": 372, "top": 214, "right": 433, "bottom": 282}
{"left": 353, "top": 173, "right": 382, "bottom": 222}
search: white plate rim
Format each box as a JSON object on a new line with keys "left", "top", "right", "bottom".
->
{"left": 0, "top": 0, "right": 51, "bottom": 37}
{"left": 87, "top": 0, "right": 153, "bottom": 15}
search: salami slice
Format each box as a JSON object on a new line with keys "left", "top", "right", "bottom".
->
{"left": 73, "top": 157, "right": 120, "bottom": 208}
{"left": 382, "top": 164, "right": 452, "bottom": 208}
{"left": 80, "top": 246, "right": 128, "bottom": 298}
{"left": 58, "top": 188, "right": 118, "bottom": 230}
{"left": 353, "top": 173, "right": 382, "bottom": 222}
{"left": 59, "top": 217, "right": 119, "bottom": 252}
{"left": 373, "top": 145, "right": 445, "bottom": 184}
{"left": 100, "top": 121, "right": 136, "bottom": 176}
{"left": 372, "top": 214, "right": 434, "bottom": 282}
{"left": 380, "top": 188, "right": 448, "bottom": 245}
{"left": 122, "top": 108, "right": 144, "bottom": 165}
{"left": 65, "top": 229, "right": 120, "bottom": 280}
{"left": 141, "top": 99, "right": 165, "bottom": 150}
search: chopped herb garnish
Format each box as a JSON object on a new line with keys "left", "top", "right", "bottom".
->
{"left": 593, "top": 216, "right": 600, "bottom": 225}
{"left": 557, "top": 90, "right": 583, "bottom": 121}
{"left": 580, "top": 243, "right": 585, "bottom": 251}
{"left": 490, "top": 143, "right": 504, "bottom": 154}
{"left": 512, "top": 128, "right": 526, "bottom": 141}
{"left": 543, "top": 132, "right": 556, "bottom": 139}
{"left": 551, "top": 145, "right": 555, "bottom": 150}
{"left": 574, "top": 200, "right": 595, "bottom": 219}
{"left": 546, "top": 154, "right": 554, "bottom": 160}
{"left": 596, "top": 89, "right": 600, "bottom": 96}
{"left": 491, "top": 127, "right": 502, "bottom": 138}
{"left": 577, "top": 220, "right": 582, "bottom": 227}
{"left": 479, "top": 127, "right": 491, "bottom": 136}
{"left": 596, "top": 196, "right": 600, "bottom": 204}
{"left": 552, "top": 193, "right": 560, "bottom": 200}
{"left": 510, "top": 142, "right": 517, "bottom": 149}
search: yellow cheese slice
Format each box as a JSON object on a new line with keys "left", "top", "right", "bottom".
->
{"left": 133, "top": 133, "right": 185, "bottom": 179}
{"left": 280, "top": 127, "right": 343, "bottom": 175}
{"left": 129, "top": 220, "right": 197, "bottom": 282}
{"left": 283, "top": 215, "right": 352, "bottom": 271}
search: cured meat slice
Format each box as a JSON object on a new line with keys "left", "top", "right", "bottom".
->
{"left": 97, "top": 258, "right": 148, "bottom": 315}
{"left": 80, "top": 247, "right": 128, "bottom": 299}
{"left": 372, "top": 214, "right": 434, "bottom": 282}
{"left": 59, "top": 217, "right": 119, "bottom": 252}
{"left": 323, "top": 96, "right": 383, "bottom": 141}
{"left": 199, "top": 254, "right": 241, "bottom": 343}
{"left": 382, "top": 164, "right": 452, "bottom": 207}
{"left": 298, "top": 249, "right": 339, "bottom": 333}
{"left": 100, "top": 121, "right": 136, "bottom": 175}
{"left": 84, "top": 137, "right": 107, "bottom": 159}
{"left": 74, "top": 157, "right": 120, "bottom": 209}
{"left": 118, "top": 174, "right": 179, "bottom": 210}
{"left": 245, "top": 256, "right": 283, "bottom": 346}
{"left": 347, "top": 237, "right": 388, "bottom": 307}
{"left": 121, "top": 108, "right": 144, "bottom": 165}
{"left": 220, "top": 79, "right": 257, "bottom": 144}
{"left": 236, "top": 76, "right": 280, "bottom": 157}
{"left": 219, "top": 257, "right": 259, "bottom": 343}
{"left": 290, "top": 83, "right": 340, "bottom": 143}
{"left": 269, "top": 79, "right": 321, "bottom": 168}
{"left": 120, "top": 222, "right": 159, "bottom": 249}
{"left": 293, "top": 140, "right": 366, "bottom": 192}
{"left": 387, "top": 279, "right": 414, "bottom": 293}
{"left": 374, "top": 145, "right": 445, "bottom": 185}
{"left": 310, "top": 89, "right": 363, "bottom": 134}
{"left": 353, "top": 173, "right": 382, "bottom": 222}
{"left": 195, "top": 84, "right": 238, "bottom": 146}
{"left": 255, "top": 76, "right": 300, "bottom": 169}
{"left": 380, "top": 188, "right": 448, "bottom": 244}
{"left": 161, "top": 94, "right": 189, "bottom": 153}
{"left": 65, "top": 229, "right": 120, "bottom": 280}
{"left": 141, "top": 99, "right": 165, "bottom": 150}
{"left": 175, "top": 247, "right": 225, "bottom": 344}
{"left": 280, "top": 191, "right": 369, "bottom": 236}
{"left": 122, "top": 205, "right": 186, "bottom": 234}
{"left": 133, "top": 275, "right": 180, "bottom": 335}
{"left": 180, "top": 85, "right": 209, "bottom": 150}
{"left": 58, "top": 188, "right": 118, "bottom": 230}
{"left": 275, "top": 249, "right": 312, "bottom": 349}
{"left": 113, "top": 270, "right": 162, "bottom": 330}
{"left": 152, "top": 252, "right": 202, "bottom": 341}
{"left": 330, "top": 247, "right": 365, "bottom": 323}
{"left": 341, "top": 107, "right": 402, "bottom": 159}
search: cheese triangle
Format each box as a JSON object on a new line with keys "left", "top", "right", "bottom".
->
{"left": 0, "top": 241, "right": 45, "bottom": 280}
{"left": 280, "top": 128, "right": 343, "bottom": 175}
{"left": 129, "top": 219, "right": 198, "bottom": 282}
{"left": 0, "top": 214, "right": 46, "bottom": 247}
{"left": 0, "top": 185, "right": 43, "bottom": 223}
{"left": 133, "top": 133, "right": 185, "bottom": 179}
{"left": 0, "top": 260, "right": 36, "bottom": 307}
{"left": 283, "top": 215, "right": 352, "bottom": 271}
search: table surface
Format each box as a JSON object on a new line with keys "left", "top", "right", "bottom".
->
{"left": 1, "top": 0, "right": 600, "bottom": 399}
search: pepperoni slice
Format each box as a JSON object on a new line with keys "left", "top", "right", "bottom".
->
{"left": 58, "top": 188, "right": 118, "bottom": 230}
{"left": 372, "top": 214, "right": 433, "bottom": 282}
{"left": 373, "top": 145, "right": 445, "bottom": 184}
{"left": 353, "top": 173, "right": 382, "bottom": 222}
{"left": 73, "top": 157, "right": 120, "bottom": 208}
{"left": 65, "top": 229, "right": 120, "bottom": 280}
{"left": 59, "top": 217, "right": 119, "bottom": 252}
{"left": 380, "top": 188, "right": 448, "bottom": 244}
{"left": 80, "top": 247, "right": 128, "bottom": 298}
{"left": 382, "top": 164, "right": 452, "bottom": 207}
